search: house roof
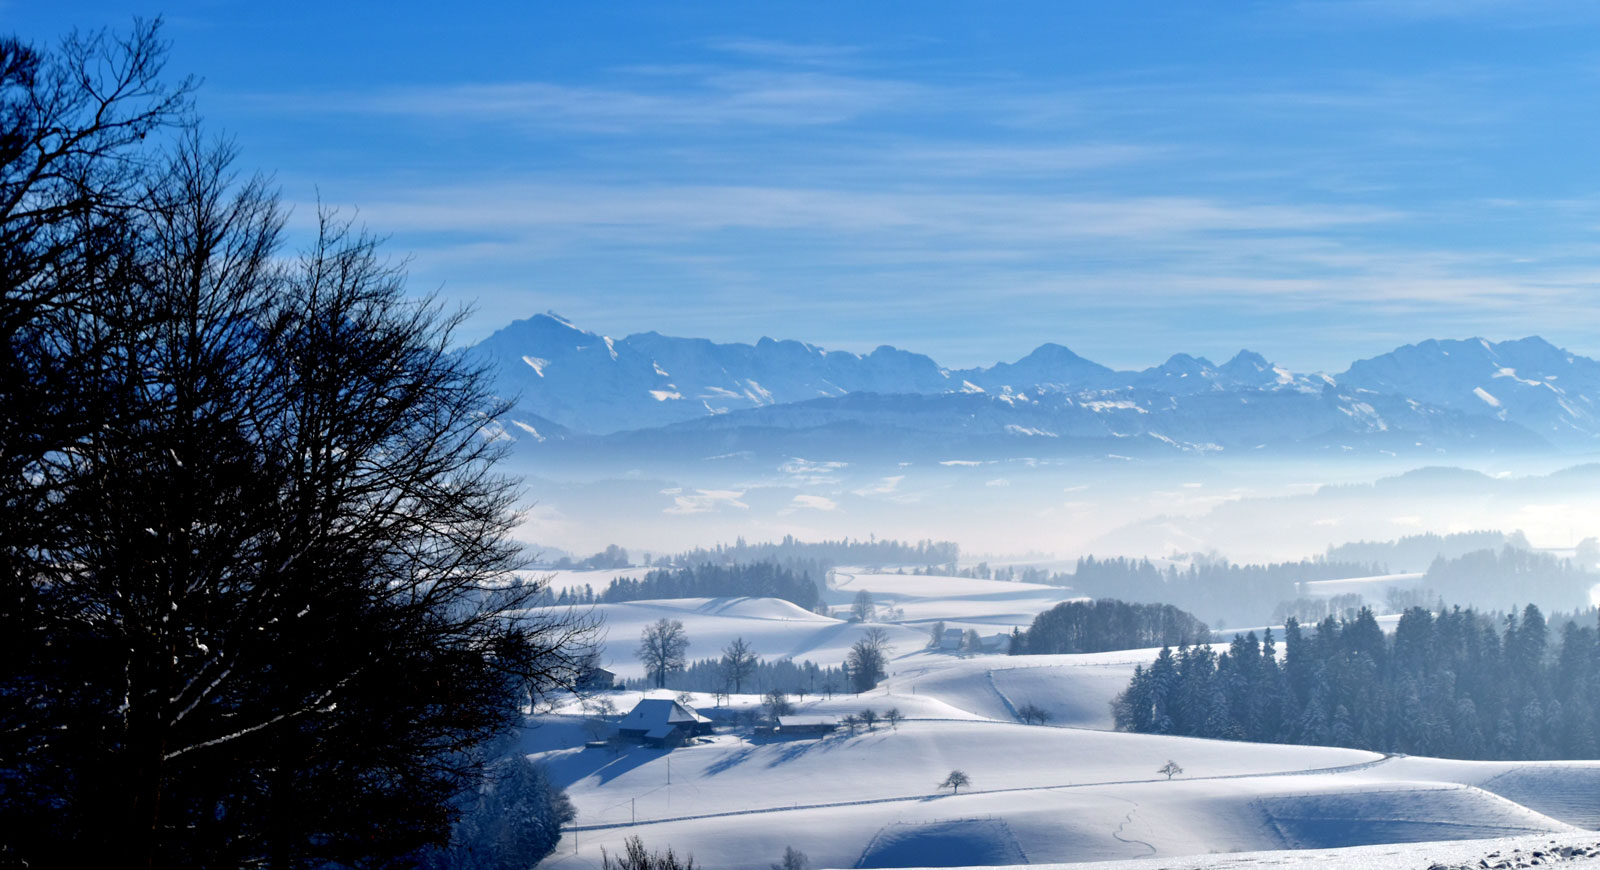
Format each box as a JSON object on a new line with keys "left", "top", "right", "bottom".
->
{"left": 778, "top": 715, "right": 838, "bottom": 728}
{"left": 618, "top": 698, "right": 711, "bottom": 731}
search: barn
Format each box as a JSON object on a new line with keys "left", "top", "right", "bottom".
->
{"left": 616, "top": 698, "right": 714, "bottom": 748}
{"left": 777, "top": 715, "right": 839, "bottom": 736}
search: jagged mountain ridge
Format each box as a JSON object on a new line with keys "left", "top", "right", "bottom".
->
{"left": 466, "top": 314, "right": 1600, "bottom": 456}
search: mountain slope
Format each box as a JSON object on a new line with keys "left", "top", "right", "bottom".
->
{"left": 468, "top": 316, "right": 1599, "bottom": 458}
{"left": 1339, "top": 337, "right": 1600, "bottom": 450}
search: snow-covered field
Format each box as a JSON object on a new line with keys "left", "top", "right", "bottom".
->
{"left": 1297, "top": 572, "right": 1426, "bottom": 600}
{"left": 546, "top": 569, "right": 1081, "bottom": 682}
{"left": 825, "top": 570, "right": 1083, "bottom": 636}
{"left": 523, "top": 573, "right": 1600, "bottom": 869}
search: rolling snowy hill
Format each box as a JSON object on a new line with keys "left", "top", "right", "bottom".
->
{"left": 519, "top": 572, "right": 1600, "bottom": 870}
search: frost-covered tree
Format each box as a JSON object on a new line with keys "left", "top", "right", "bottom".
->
{"left": 851, "top": 589, "right": 876, "bottom": 622}
{"left": 422, "top": 754, "right": 575, "bottom": 870}
{"left": 602, "top": 836, "right": 696, "bottom": 870}
{"left": 1159, "top": 760, "right": 1183, "bottom": 780}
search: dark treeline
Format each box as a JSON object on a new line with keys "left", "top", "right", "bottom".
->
{"left": 552, "top": 561, "right": 822, "bottom": 610}
{"left": 1113, "top": 605, "right": 1600, "bottom": 760}
{"left": 623, "top": 657, "right": 851, "bottom": 697}
{"left": 1067, "top": 556, "right": 1384, "bottom": 625}
{"left": 1010, "top": 599, "right": 1211, "bottom": 656}
{"left": 661, "top": 534, "right": 958, "bottom": 570}
{"left": 1326, "top": 530, "right": 1526, "bottom": 572}
{"left": 1424, "top": 547, "right": 1594, "bottom": 612}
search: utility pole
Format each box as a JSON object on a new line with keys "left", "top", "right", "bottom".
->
{"left": 631, "top": 798, "right": 635, "bottom": 824}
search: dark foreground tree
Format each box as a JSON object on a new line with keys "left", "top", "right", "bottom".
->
{"left": 0, "top": 23, "right": 589, "bottom": 870}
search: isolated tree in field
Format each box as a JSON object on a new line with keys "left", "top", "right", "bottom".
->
{"left": 639, "top": 618, "right": 689, "bottom": 689}
{"left": 0, "top": 24, "right": 593, "bottom": 868}
{"left": 1018, "top": 702, "right": 1052, "bottom": 725}
{"left": 927, "top": 620, "right": 946, "bottom": 648}
{"left": 939, "top": 770, "right": 971, "bottom": 795}
{"left": 721, "top": 636, "right": 757, "bottom": 694}
{"left": 772, "top": 845, "right": 810, "bottom": 870}
{"left": 603, "top": 835, "right": 697, "bottom": 870}
{"left": 763, "top": 689, "right": 794, "bottom": 722}
{"left": 885, "top": 707, "right": 903, "bottom": 730}
{"left": 848, "top": 627, "right": 891, "bottom": 692}
{"left": 860, "top": 708, "right": 879, "bottom": 730}
{"left": 842, "top": 713, "right": 860, "bottom": 734}
{"left": 1159, "top": 760, "right": 1183, "bottom": 780}
{"left": 852, "top": 588, "right": 876, "bottom": 621}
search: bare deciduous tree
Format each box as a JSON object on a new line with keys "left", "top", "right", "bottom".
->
{"left": 939, "top": 770, "right": 971, "bottom": 794}
{"left": 603, "top": 836, "right": 697, "bottom": 870}
{"left": 721, "top": 636, "right": 757, "bottom": 694}
{"left": 638, "top": 618, "right": 689, "bottom": 689}
{"left": 847, "top": 626, "right": 890, "bottom": 692}
{"left": 763, "top": 689, "right": 794, "bottom": 723}
{"left": 0, "top": 24, "right": 593, "bottom": 869}
{"left": 851, "top": 588, "right": 875, "bottom": 621}
{"left": 772, "top": 845, "right": 809, "bottom": 870}
{"left": 1018, "top": 702, "right": 1052, "bottom": 725}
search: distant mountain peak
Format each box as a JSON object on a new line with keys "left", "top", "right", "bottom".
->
{"left": 1222, "top": 350, "right": 1270, "bottom": 370}
{"left": 467, "top": 316, "right": 1600, "bottom": 452}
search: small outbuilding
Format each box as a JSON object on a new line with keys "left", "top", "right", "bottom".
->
{"left": 776, "top": 715, "right": 839, "bottom": 737}
{"left": 617, "top": 698, "right": 714, "bottom": 748}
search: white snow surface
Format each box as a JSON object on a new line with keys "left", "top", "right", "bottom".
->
{"left": 522, "top": 577, "right": 1600, "bottom": 869}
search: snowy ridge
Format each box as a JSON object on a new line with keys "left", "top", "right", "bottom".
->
{"left": 470, "top": 317, "right": 1600, "bottom": 457}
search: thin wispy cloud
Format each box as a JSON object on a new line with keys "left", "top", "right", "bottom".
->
{"left": 276, "top": 70, "right": 921, "bottom": 132}
{"left": 57, "top": 0, "right": 1600, "bottom": 371}
{"left": 706, "top": 37, "right": 864, "bottom": 66}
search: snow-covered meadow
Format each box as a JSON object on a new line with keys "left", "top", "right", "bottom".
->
{"left": 517, "top": 569, "right": 1600, "bottom": 869}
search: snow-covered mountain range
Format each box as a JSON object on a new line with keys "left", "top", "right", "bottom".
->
{"left": 468, "top": 313, "right": 1600, "bottom": 458}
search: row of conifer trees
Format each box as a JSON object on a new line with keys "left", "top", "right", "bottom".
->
{"left": 1113, "top": 604, "right": 1600, "bottom": 760}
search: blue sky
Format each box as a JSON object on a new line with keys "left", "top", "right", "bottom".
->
{"left": 14, "top": 1, "right": 1600, "bottom": 370}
